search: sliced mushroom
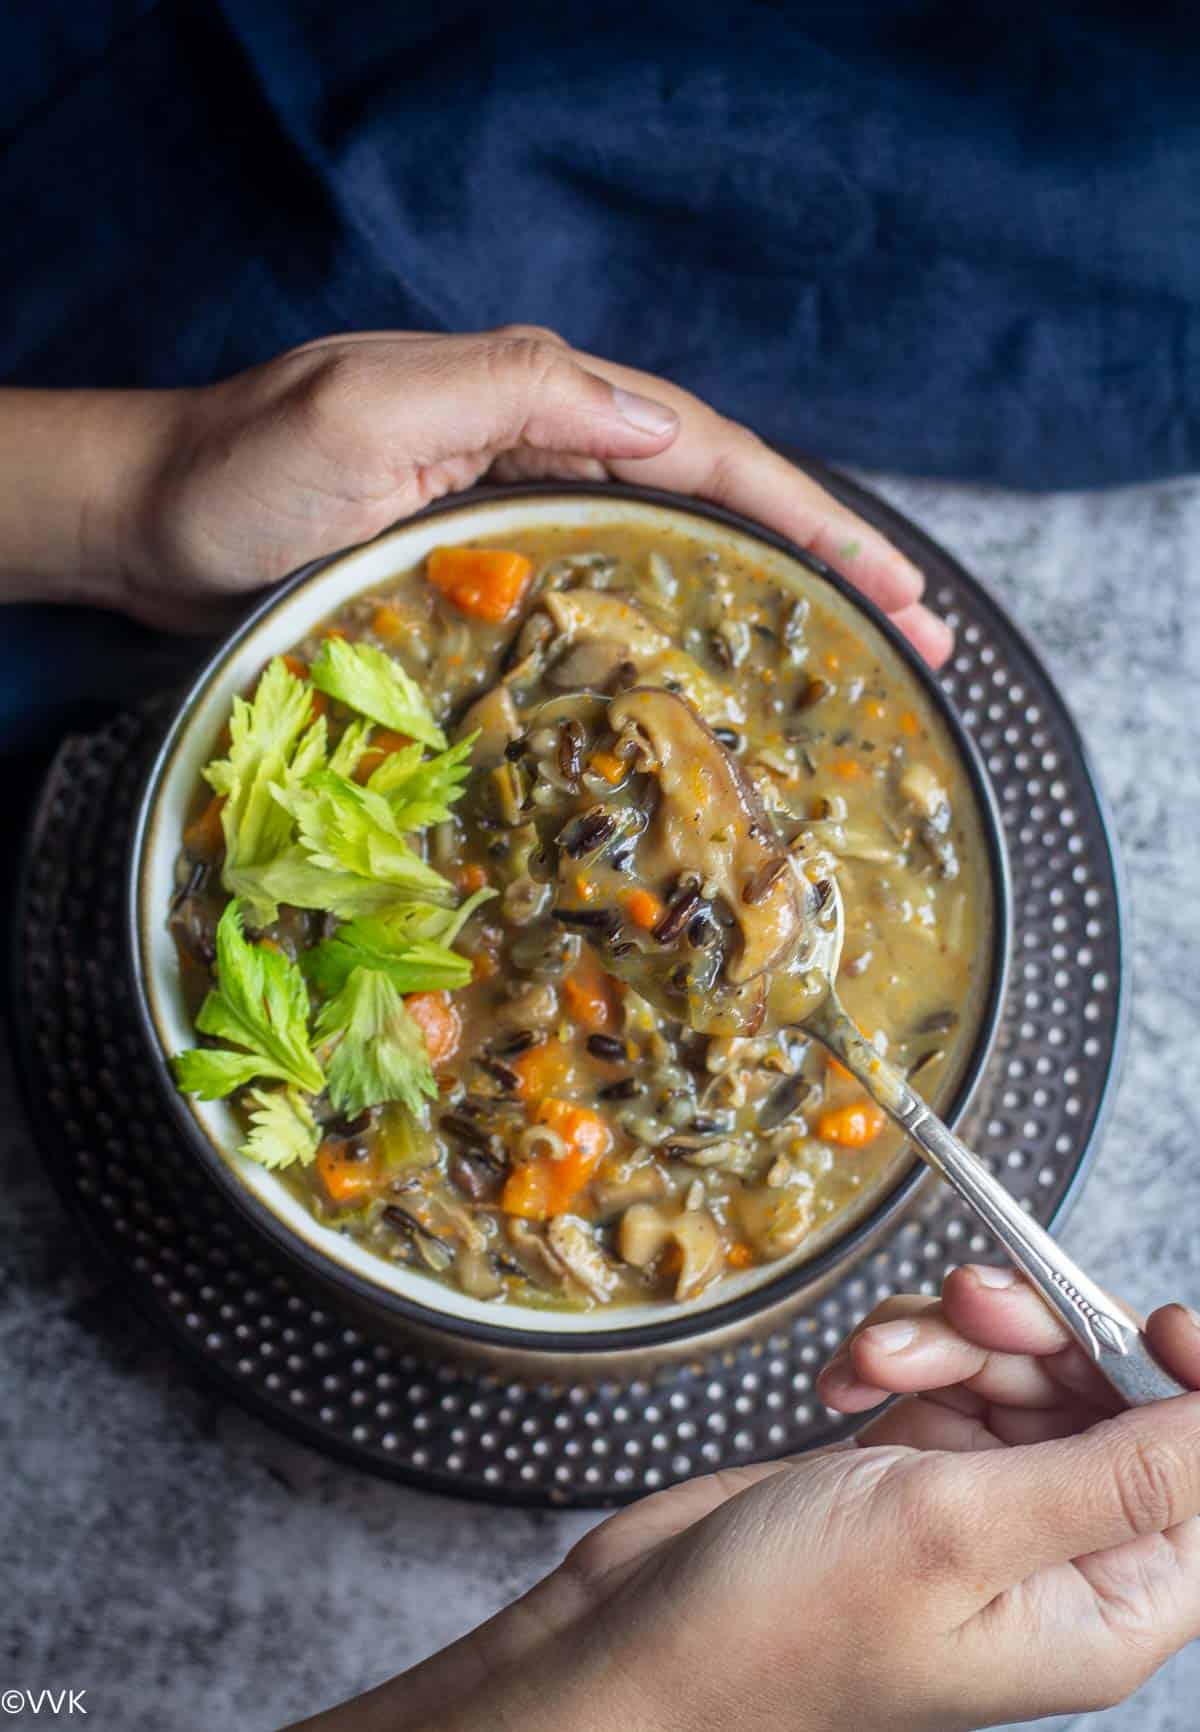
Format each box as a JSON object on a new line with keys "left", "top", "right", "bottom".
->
{"left": 591, "top": 1156, "right": 669, "bottom": 1214}
{"left": 500, "top": 874, "right": 552, "bottom": 925}
{"left": 545, "top": 1216, "right": 621, "bottom": 1302}
{"left": 505, "top": 1217, "right": 563, "bottom": 1288}
{"left": 545, "top": 637, "right": 636, "bottom": 692}
{"left": 458, "top": 683, "right": 521, "bottom": 767}
{"left": 734, "top": 1182, "right": 816, "bottom": 1260}
{"left": 606, "top": 688, "right": 808, "bottom": 984}
{"left": 456, "top": 1248, "right": 504, "bottom": 1300}
{"left": 539, "top": 591, "right": 672, "bottom": 660}
{"left": 496, "top": 981, "right": 560, "bottom": 1030}
{"left": 617, "top": 1201, "right": 725, "bottom": 1300}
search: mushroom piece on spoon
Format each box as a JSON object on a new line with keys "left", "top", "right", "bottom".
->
{"left": 533, "top": 686, "right": 836, "bottom": 1036}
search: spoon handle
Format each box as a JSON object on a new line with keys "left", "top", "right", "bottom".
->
{"left": 807, "top": 994, "right": 1187, "bottom": 1407}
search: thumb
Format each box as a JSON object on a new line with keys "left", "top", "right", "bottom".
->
{"left": 928, "top": 1391, "right": 1200, "bottom": 1597}
{"left": 390, "top": 327, "right": 680, "bottom": 463}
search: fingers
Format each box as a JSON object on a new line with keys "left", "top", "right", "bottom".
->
{"left": 441, "top": 331, "right": 682, "bottom": 457}
{"left": 856, "top": 1394, "right": 1006, "bottom": 1452}
{"left": 300, "top": 329, "right": 683, "bottom": 470}
{"left": 817, "top": 1294, "right": 938, "bottom": 1413}
{"left": 1145, "top": 1304, "right": 1200, "bottom": 1389}
{"left": 566, "top": 350, "right": 933, "bottom": 622}
{"left": 884, "top": 601, "right": 955, "bottom": 668}
{"left": 819, "top": 1267, "right": 1125, "bottom": 1420}
{"left": 850, "top": 1311, "right": 1070, "bottom": 1409}
{"left": 280, "top": 327, "right": 947, "bottom": 656}
{"left": 939, "top": 1264, "right": 1076, "bottom": 1355}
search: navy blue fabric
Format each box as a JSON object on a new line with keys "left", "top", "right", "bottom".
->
{"left": 2, "top": 4, "right": 1199, "bottom": 763}
{"left": 3, "top": 1, "right": 1199, "bottom": 488}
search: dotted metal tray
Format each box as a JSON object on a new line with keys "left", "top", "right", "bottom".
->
{"left": 8, "top": 472, "right": 1127, "bottom": 1507}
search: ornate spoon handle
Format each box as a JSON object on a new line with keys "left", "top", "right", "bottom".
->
{"left": 806, "top": 993, "right": 1186, "bottom": 1407}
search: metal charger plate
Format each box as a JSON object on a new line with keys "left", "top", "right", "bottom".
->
{"left": 8, "top": 472, "right": 1126, "bottom": 1508}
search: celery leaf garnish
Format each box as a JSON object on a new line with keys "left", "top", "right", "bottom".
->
{"left": 172, "top": 899, "right": 324, "bottom": 1098}
{"left": 315, "top": 967, "right": 438, "bottom": 1117}
{"left": 309, "top": 638, "right": 446, "bottom": 750}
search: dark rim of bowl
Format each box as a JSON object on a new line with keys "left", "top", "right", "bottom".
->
{"left": 126, "top": 480, "right": 1012, "bottom": 1356}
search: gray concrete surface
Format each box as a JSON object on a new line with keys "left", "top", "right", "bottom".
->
{"left": 2, "top": 470, "right": 1198, "bottom": 1732}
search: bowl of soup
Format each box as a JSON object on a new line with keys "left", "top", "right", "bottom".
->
{"left": 128, "top": 484, "right": 1009, "bottom": 1376}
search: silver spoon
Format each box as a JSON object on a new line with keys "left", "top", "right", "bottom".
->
{"left": 797, "top": 873, "right": 1184, "bottom": 1407}
{"left": 540, "top": 685, "right": 1183, "bottom": 1406}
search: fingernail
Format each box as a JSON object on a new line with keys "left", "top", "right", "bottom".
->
{"left": 1172, "top": 1303, "right": 1200, "bottom": 1334}
{"left": 971, "top": 1264, "right": 1016, "bottom": 1289}
{"left": 863, "top": 1319, "right": 918, "bottom": 1355}
{"left": 893, "top": 555, "right": 925, "bottom": 600}
{"left": 612, "top": 387, "right": 678, "bottom": 435}
{"left": 921, "top": 608, "right": 956, "bottom": 660}
{"left": 818, "top": 1358, "right": 855, "bottom": 1393}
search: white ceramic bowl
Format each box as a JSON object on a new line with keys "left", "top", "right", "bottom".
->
{"left": 128, "top": 484, "right": 1009, "bottom": 1375}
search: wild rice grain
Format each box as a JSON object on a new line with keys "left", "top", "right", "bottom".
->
{"left": 586, "top": 1033, "right": 627, "bottom": 1061}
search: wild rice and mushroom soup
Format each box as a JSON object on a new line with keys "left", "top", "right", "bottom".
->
{"left": 169, "top": 524, "right": 992, "bottom": 1310}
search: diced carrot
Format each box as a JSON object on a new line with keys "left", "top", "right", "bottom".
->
{"left": 323, "top": 626, "right": 348, "bottom": 640}
{"left": 426, "top": 546, "right": 535, "bottom": 624}
{"left": 371, "top": 727, "right": 412, "bottom": 754}
{"left": 472, "top": 952, "right": 499, "bottom": 983}
{"left": 574, "top": 875, "right": 599, "bottom": 903}
{"left": 511, "top": 1037, "right": 573, "bottom": 1103}
{"left": 623, "top": 887, "right": 664, "bottom": 931}
{"left": 404, "top": 991, "right": 461, "bottom": 1068}
{"left": 817, "top": 1102, "right": 887, "bottom": 1148}
{"left": 537, "top": 1097, "right": 612, "bottom": 1162}
{"left": 588, "top": 750, "right": 627, "bottom": 786}
{"left": 499, "top": 1162, "right": 555, "bottom": 1220}
{"left": 282, "top": 654, "right": 309, "bottom": 681}
{"left": 824, "top": 652, "right": 842, "bottom": 672}
{"left": 316, "top": 1140, "right": 380, "bottom": 1206}
{"left": 371, "top": 603, "right": 408, "bottom": 642}
{"left": 561, "top": 948, "right": 618, "bottom": 1033}
{"left": 499, "top": 1098, "right": 612, "bottom": 1219}
{"left": 183, "top": 794, "right": 226, "bottom": 862}
{"left": 726, "top": 1241, "right": 755, "bottom": 1271}
{"left": 255, "top": 937, "right": 285, "bottom": 956}
{"left": 457, "top": 863, "right": 489, "bottom": 893}
{"left": 899, "top": 710, "right": 920, "bottom": 737}
{"left": 864, "top": 699, "right": 887, "bottom": 721}
{"left": 354, "top": 727, "right": 413, "bottom": 783}
{"left": 830, "top": 758, "right": 865, "bottom": 781}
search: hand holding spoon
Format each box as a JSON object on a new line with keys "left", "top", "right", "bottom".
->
{"left": 794, "top": 875, "right": 1185, "bottom": 1406}
{"left": 541, "top": 686, "right": 1185, "bottom": 1407}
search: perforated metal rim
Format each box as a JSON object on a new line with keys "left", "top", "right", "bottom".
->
{"left": 8, "top": 473, "right": 1126, "bottom": 1508}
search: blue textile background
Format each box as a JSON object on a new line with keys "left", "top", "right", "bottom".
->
{"left": 4, "top": 1, "right": 1199, "bottom": 487}
{"left": 2, "top": 3, "right": 1199, "bottom": 755}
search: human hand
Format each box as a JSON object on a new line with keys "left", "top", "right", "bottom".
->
{"left": 815, "top": 1259, "right": 1199, "bottom": 1446}
{"left": 293, "top": 1268, "right": 1200, "bottom": 1732}
{"left": 120, "top": 327, "right": 948, "bottom": 653}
